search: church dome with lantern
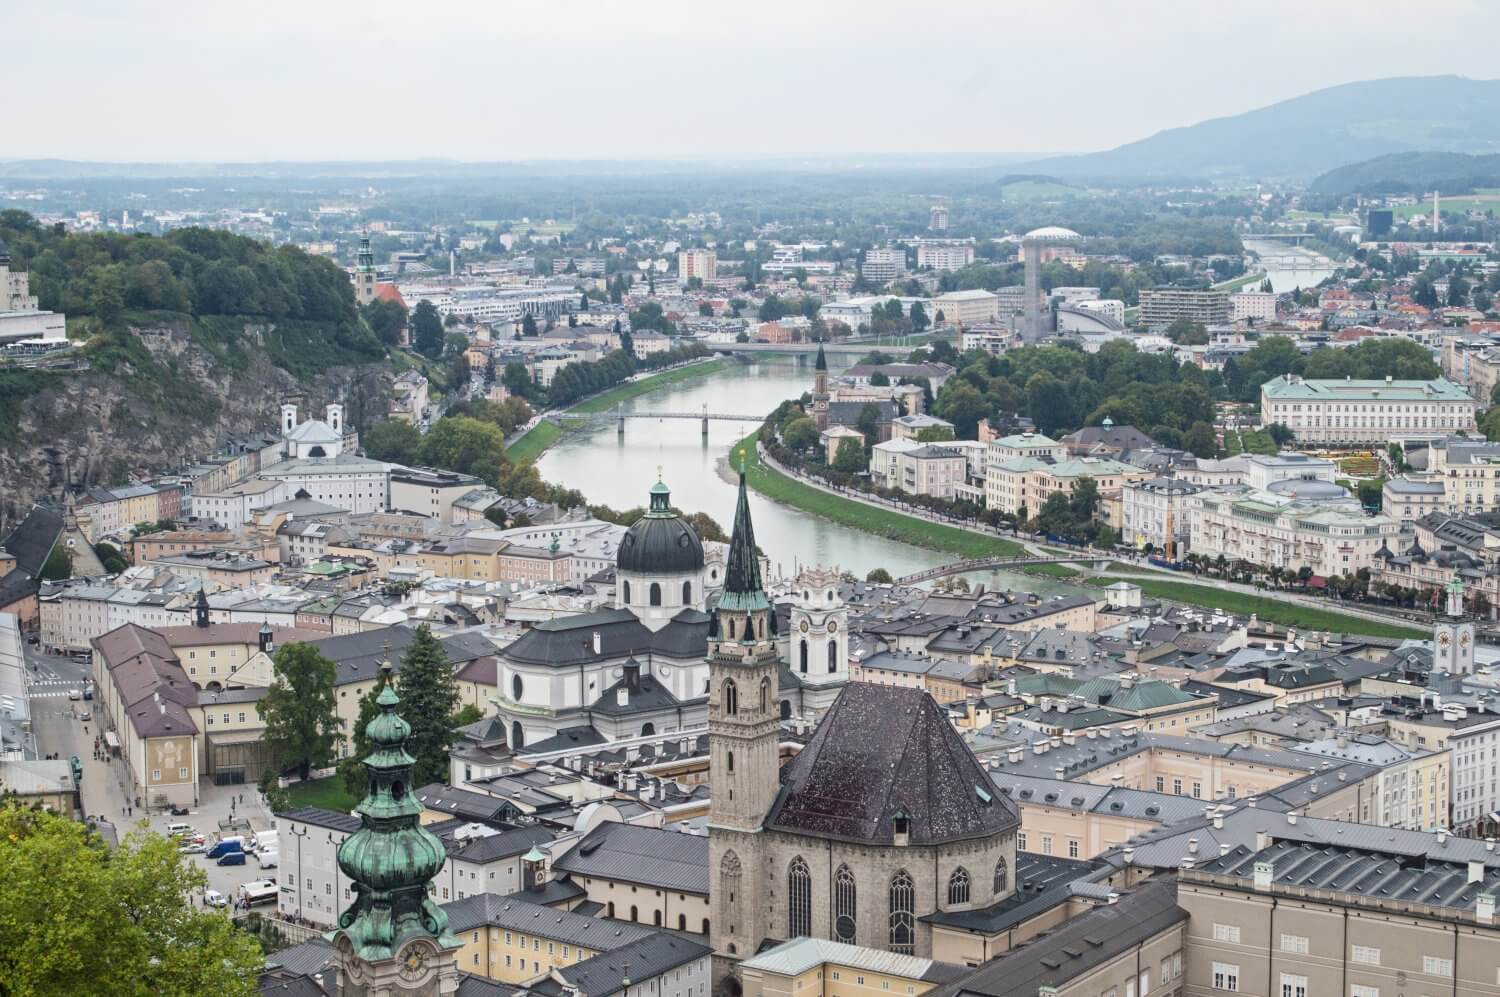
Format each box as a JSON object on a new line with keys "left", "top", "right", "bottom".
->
{"left": 615, "top": 478, "right": 707, "bottom": 630}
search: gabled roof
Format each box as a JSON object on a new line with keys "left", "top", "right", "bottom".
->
{"left": 0, "top": 504, "right": 62, "bottom": 579}
{"left": 768, "top": 684, "right": 1019, "bottom": 845}
{"left": 552, "top": 822, "right": 709, "bottom": 894}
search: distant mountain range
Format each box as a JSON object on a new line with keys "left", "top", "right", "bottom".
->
{"left": 1310, "top": 151, "right": 1500, "bottom": 194}
{"left": 1021, "top": 76, "right": 1500, "bottom": 183}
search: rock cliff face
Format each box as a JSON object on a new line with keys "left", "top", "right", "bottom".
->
{"left": 0, "top": 319, "right": 392, "bottom": 522}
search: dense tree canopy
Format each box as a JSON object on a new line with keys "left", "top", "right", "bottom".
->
{"left": 257, "top": 642, "right": 342, "bottom": 780}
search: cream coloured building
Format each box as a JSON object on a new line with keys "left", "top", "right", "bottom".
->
{"left": 1260, "top": 373, "right": 1477, "bottom": 445}
{"left": 985, "top": 456, "right": 1151, "bottom": 518}
{"left": 1187, "top": 482, "right": 1403, "bottom": 577}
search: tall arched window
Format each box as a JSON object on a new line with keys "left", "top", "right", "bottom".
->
{"left": 993, "top": 857, "right": 1008, "bottom": 895}
{"left": 683, "top": 580, "right": 692, "bottom": 604}
{"left": 728, "top": 617, "right": 736, "bottom": 639}
{"left": 828, "top": 640, "right": 839, "bottom": 673}
{"left": 799, "top": 639, "right": 808, "bottom": 673}
{"left": 726, "top": 750, "right": 734, "bottom": 772}
{"left": 947, "top": 867, "right": 971, "bottom": 907}
{"left": 723, "top": 679, "right": 738, "bottom": 716}
{"left": 759, "top": 677, "right": 770, "bottom": 713}
{"left": 720, "top": 850, "right": 742, "bottom": 938}
{"left": 889, "top": 871, "right": 914, "bottom": 954}
{"left": 623, "top": 580, "right": 632, "bottom": 604}
{"left": 649, "top": 583, "right": 662, "bottom": 607}
{"left": 787, "top": 857, "right": 811, "bottom": 939}
{"left": 511, "top": 721, "right": 525, "bottom": 750}
{"left": 641, "top": 722, "right": 655, "bottom": 737}
{"left": 834, "top": 864, "right": 857, "bottom": 943}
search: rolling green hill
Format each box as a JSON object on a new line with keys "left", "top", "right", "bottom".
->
{"left": 1024, "top": 76, "right": 1500, "bottom": 182}
{"left": 1310, "top": 150, "right": 1500, "bottom": 195}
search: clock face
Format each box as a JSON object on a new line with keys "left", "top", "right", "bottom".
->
{"left": 1461, "top": 630, "right": 1472, "bottom": 648}
{"left": 827, "top": 620, "right": 838, "bottom": 633}
{"left": 800, "top": 620, "right": 810, "bottom": 633}
{"left": 400, "top": 947, "right": 429, "bottom": 980}
{"left": 1439, "top": 632, "right": 1452, "bottom": 647}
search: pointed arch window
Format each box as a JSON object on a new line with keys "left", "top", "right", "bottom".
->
{"left": 649, "top": 583, "right": 662, "bottom": 606}
{"left": 721, "top": 850, "right": 742, "bottom": 932}
{"left": 889, "top": 870, "right": 914, "bottom": 954}
{"left": 723, "top": 679, "right": 738, "bottom": 716}
{"left": 828, "top": 640, "right": 839, "bottom": 673}
{"left": 759, "top": 677, "right": 770, "bottom": 713}
{"left": 993, "top": 856, "right": 1008, "bottom": 895}
{"left": 787, "top": 857, "right": 811, "bottom": 939}
{"left": 834, "top": 864, "right": 857, "bottom": 943}
{"left": 947, "top": 867, "right": 971, "bottom": 907}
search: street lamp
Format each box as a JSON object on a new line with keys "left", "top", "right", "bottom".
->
{"left": 287, "top": 824, "right": 310, "bottom": 922}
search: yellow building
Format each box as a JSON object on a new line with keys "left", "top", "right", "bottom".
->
{"left": 444, "top": 894, "right": 658, "bottom": 985}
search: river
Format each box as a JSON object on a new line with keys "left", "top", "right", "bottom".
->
{"left": 537, "top": 356, "right": 1079, "bottom": 595}
{"left": 1242, "top": 239, "right": 1339, "bottom": 294}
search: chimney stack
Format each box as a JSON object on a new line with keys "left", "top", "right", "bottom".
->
{"left": 1253, "top": 860, "right": 1273, "bottom": 891}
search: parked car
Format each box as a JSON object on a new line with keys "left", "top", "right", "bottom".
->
{"left": 178, "top": 841, "right": 205, "bottom": 855}
{"left": 67, "top": 689, "right": 82, "bottom": 701}
{"left": 168, "top": 805, "right": 190, "bottom": 816}
{"left": 78, "top": 711, "right": 91, "bottom": 722}
{"left": 216, "top": 851, "right": 247, "bottom": 867}
{"left": 203, "top": 890, "right": 228, "bottom": 908}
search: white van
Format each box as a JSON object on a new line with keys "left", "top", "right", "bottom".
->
{"left": 238, "top": 880, "right": 279, "bottom": 906}
{"left": 249, "top": 830, "right": 278, "bottom": 853}
{"left": 165, "top": 823, "right": 195, "bottom": 839}
{"left": 256, "top": 849, "right": 279, "bottom": 869}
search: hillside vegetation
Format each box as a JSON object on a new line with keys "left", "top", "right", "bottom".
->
{"left": 1311, "top": 150, "right": 1500, "bottom": 195}
{"left": 0, "top": 212, "right": 391, "bottom": 512}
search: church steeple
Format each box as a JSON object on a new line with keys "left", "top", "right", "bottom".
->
{"left": 355, "top": 231, "right": 378, "bottom": 305}
{"left": 1434, "top": 569, "right": 1476, "bottom": 677}
{"left": 707, "top": 453, "right": 781, "bottom": 833}
{"left": 333, "top": 659, "right": 460, "bottom": 991}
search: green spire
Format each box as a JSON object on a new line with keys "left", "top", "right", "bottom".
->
{"left": 357, "top": 233, "right": 374, "bottom": 274}
{"left": 718, "top": 453, "right": 770, "bottom": 614}
{"left": 814, "top": 344, "right": 827, "bottom": 371}
{"left": 333, "top": 659, "right": 457, "bottom": 961}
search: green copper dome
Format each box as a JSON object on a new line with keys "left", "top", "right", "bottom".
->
{"left": 333, "top": 662, "right": 458, "bottom": 961}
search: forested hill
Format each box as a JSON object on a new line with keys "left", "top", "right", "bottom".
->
{"left": 1311, "top": 151, "right": 1500, "bottom": 195}
{"left": 0, "top": 211, "right": 393, "bottom": 515}
{"left": 1024, "top": 76, "right": 1500, "bottom": 182}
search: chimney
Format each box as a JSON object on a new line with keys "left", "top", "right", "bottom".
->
{"left": 1213, "top": 814, "right": 1225, "bottom": 830}
{"left": 1054, "top": 766, "right": 1066, "bottom": 779}
{"left": 592, "top": 632, "right": 602, "bottom": 654}
{"left": 1286, "top": 813, "right": 1297, "bottom": 826}
{"left": 1188, "top": 838, "right": 1199, "bottom": 855}
{"left": 1469, "top": 861, "right": 1485, "bottom": 884}
{"left": 1220, "top": 843, "right": 1232, "bottom": 857}
{"left": 1253, "top": 860, "right": 1273, "bottom": 890}
{"left": 1008, "top": 747, "right": 1024, "bottom": 764}
{"left": 1123, "top": 846, "right": 1135, "bottom": 865}
{"left": 1110, "top": 774, "right": 1124, "bottom": 787}
{"left": 1438, "top": 829, "right": 1448, "bottom": 845}
{"left": 1478, "top": 893, "right": 1496, "bottom": 926}
{"left": 1246, "top": 797, "right": 1258, "bottom": 809}
{"left": 1255, "top": 830, "right": 1271, "bottom": 851}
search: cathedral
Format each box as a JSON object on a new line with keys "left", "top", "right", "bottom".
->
{"left": 706, "top": 462, "right": 1020, "bottom": 990}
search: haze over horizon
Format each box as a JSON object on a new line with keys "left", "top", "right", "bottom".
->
{"left": 9, "top": 0, "right": 1500, "bottom": 164}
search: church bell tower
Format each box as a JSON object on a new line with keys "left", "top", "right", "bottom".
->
{"left": 1433, "top": 570, "right": 1476, "bottom": 676}
{"left": 355, "top": 233, "right": 378, "bottom": 306}
{"left": 333, "top": 658, "right": 461, "bottom": 995}
{"left": 708, "top": 454, "right": 782, "bottom": 979}
{"left": 811, "top": 344, "right": 830, "bottom": 430}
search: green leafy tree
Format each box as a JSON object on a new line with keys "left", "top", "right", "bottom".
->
{"left": 868, "top": 370, "right": 890, "bottom": 387}
{"left": 1265, "top": 422, "right": 1295, "bottom": 447}
{"left": 411, "top": 300, "right": 445, "bottom": 359}
{"left": 421, "top": 416, "right": 508, "bottom": 482}
{"left": 0, "top": 804, "right": 263, "bottom": 996}
{"left": 257, "top": 643, "right": 342, "bottom": 781}
{"left": 909, "top": 301, "right": 929, "bottom": 332}
{"left": 398, "top": 625, "right": 461, "bottom": 787}
{"left": 1183, "top": 421, "right": 1219, "bottom": 458}
{"left": 363, "top": 298, "right": 407, "bottom": 346}
{"left": 93, "top": 541, "right": 127, "bottom": 575}
{"left": 935, "top": 381, "right": 988, "bottom": 438}
{"left": 682, "top": 512, "right": 729, "bottom": 543}
{"left": 363, "top": 419, "right": 423, "bottom": 465}
{"left": 856, "top": 403, "right": 882, "bottom": 443}
{"left": 866, "top": 568, "right": 893, "bottom": 583}
{"left": 40, "top": 544, "right": 72, "bottom": 581}
{"left": 915, "top": 424, "right": 956, "bottom": 442}
{"left": 782, "top": 415, "right": 821, "bottom": 452}
{"left": 832, "top": 437, "right": 868, "bottom": 473}
{"left": 521, "top": 313, "right": 539, "bottom": 337}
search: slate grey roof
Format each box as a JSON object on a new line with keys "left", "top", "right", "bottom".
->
{"left": 589, "top": 674, "right": 682, "bottom": 716}
{"left": 276, "top": 806, "right": 362, "bottom": 834}
{"left": 931, "top": 877, "right": 1184, "bottom": 997}
{"left": 0, "top": 504, "right": 63, "bottom": 580}
{"left": 767, "top": 683, "right": 1020, "bottom": 846}
{"left": 427, "top": 817, "right": 555, "bottom": 863}
{"left": 1196, "top": 837, "right": 1500, "bottom": 912}
{"left": 921, "top": 853, "right": 1105, "bottom": 933}
{"left": 501, "top": 608, "right": 708, "bottom": 667}
{"left": 304, "top": 625, "right": 497, "bottom": 685}
{"left": 552, "top": 822, "right": 709, "bottom": 894}
{"left": 547, "top": 933, "right": 713, "bottom": 997}
{"left": 264, "top": 938, "right": 336, "bottom": 977}
{"left": 440, "top": 893, "right": 658, "bottom": 949}
{"left": 456, "top": 976, "right": 521, "bottom": 997}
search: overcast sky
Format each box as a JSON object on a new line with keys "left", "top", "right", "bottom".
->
{"left": 7, "top": 0, "right": 1500, "bottom": 163}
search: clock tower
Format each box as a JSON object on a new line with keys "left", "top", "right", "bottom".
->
{"left": 1433, "top": 570, "right": 1476, "bottom": 676}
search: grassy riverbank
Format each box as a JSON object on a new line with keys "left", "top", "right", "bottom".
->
{"left": 1088, "top": 575, "right": 1425, "bottom": 639}
{"left": 738, "top": 432, "right": 1023, "bottom": 559}
{"left": 506, "top": 359, "right": 728, "bottom": 463}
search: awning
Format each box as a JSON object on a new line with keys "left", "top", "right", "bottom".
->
{"left": 104, "top": 731, "right": 120, "bottom": 750}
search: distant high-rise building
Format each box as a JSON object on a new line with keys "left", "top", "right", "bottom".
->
{"left": 929, "top": 204, "right": 949, "bottom": 230}
{"left": 678, "top": 248, "right": 717, "bottom": 282}
{"left": 1366, "top": 208, "right": 1394, "bottom": 236}
{"left": 860, "top": 247, "right": 906, "bottom": 285}
{"left": 1433, "top": 189, "right": 1442, "bottom": 234}
{"left": 1138, "top": 287, "right": 1231, "bottom": 328}
{"left": 915, "top": 241, "right": 974, "bottom": 271}
{"left": 1020, "top": 226, "right": 1080, "bottom": 342}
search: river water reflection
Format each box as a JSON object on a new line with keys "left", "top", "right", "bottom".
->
{"left": 537, "top": 356, "right": 1079, "bottom": 595}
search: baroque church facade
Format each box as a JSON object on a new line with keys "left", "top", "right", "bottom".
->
{"left": 705, "top": 465, "right": 1021, "bottom": 989}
